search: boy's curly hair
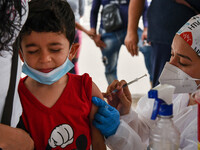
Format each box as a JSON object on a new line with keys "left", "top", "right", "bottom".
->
{"left": 19, "top": 0, "right": 75, "bottom": 47}
{"left": 0, "top": 0, "right": 25, "bottom": 51}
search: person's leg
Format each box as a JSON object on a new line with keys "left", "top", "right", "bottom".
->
{"left": 137, "top": 28, "right": 153, "bottom": 83}
{"left": 151, "top": 42, "right": 171, "bottom": 87}
{"left": 100, "top": 29, "right": 124, "bottom": 84}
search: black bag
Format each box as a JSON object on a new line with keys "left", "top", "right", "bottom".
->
{"left": 1, "top": 41, "right": 19, "bottom": 126}
{"left": 101, "top": 2, "right": 123, "bottom": 32}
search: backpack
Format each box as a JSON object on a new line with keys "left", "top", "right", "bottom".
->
{"left": 101, "top": 1, "right": 123, "bottom": 32}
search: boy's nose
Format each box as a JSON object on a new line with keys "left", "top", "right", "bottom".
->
{"left": 39, "top": 51, "right": 51, "bottom": 63}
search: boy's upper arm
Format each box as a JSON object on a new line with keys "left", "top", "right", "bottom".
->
{"left": 89, "top": 82, "right": 106, "bottom": 150}
{"left": 90, "top": 81, "right": 104, "bottom": 121}
{"left": 90, "top": 81, "right": 104, "bottom": 120}
{"left": 91, "top": 81, "right": 104, "bottom": 99}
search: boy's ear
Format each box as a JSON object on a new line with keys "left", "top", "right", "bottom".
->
{"left": 19, "top": 50, "right": 24, "bottom": 62}
{"left": 69, "top": 43, "right": 79, "bottom": 61}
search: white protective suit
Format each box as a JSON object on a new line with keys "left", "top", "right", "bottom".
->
{"left": 106, "top": 93, "right": 197, "bottom": 150}
{"left": 0, "top": 0, "right": 28, "bottom": 127}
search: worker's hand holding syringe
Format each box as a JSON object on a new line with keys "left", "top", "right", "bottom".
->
{"left": 92, "top": 74, "right": 147, "bottom": 137}
{"left": 103, "top": 74, "right": 147, "bottom": 115}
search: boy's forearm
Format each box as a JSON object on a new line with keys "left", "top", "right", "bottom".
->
{"left": 90, "top": 104, "right": 106, "bottom": 150}
{"left": 90, "top": 82, "right": 106, "bottom": 149}
{"left": 90, "top": 123, "right": 107, "bottom": 150}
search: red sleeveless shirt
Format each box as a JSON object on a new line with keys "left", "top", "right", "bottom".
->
{"left": 18, "top": 73, "right": 92, "bottom": 150}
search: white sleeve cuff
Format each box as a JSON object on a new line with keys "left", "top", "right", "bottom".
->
{"left": 120, "top": 108, "right": 138, "bottom": 124}
{"left": 105, "top": 120, "right": 145, "bottom": 150}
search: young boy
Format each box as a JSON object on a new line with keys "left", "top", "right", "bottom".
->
{"left": 17, "top": 0, "right": 106, "bottom": 149}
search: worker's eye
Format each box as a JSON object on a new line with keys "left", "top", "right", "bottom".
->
{"left": 178, "top": 58, "right": 191, "bottom": 67}
{"left": 179, "top": 62, "right": 188, "bottom": 66}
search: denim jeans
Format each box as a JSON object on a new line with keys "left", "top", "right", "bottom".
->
{"left": 99, "top": 28, "right": 127, "bottom": 84}
{"left": 99, "top": 28, "right": 152, "bottom": 84}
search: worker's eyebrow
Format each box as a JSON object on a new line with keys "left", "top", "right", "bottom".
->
{"left": 177, "top": 53, "right": 192, "bottom": 62}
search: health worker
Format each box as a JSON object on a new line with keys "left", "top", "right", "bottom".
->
{"left": 92, "top": 14, "right": 200, "bottom": 150}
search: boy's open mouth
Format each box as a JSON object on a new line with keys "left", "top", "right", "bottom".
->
{"left": 38, "top": 68, "right": 54, "bottom": 73}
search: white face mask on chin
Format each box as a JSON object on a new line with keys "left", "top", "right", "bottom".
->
{"left": 159, "top": 62, "right": 200, "bottom": 93}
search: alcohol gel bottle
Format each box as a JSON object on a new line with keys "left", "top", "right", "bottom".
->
{"left": 148, "top": 84, "right": 180, "bottom": 150}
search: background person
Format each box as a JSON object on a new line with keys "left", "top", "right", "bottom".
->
{"left": 90, "top": 0, "right": 152, "bottom": 85}
{"left": 0, "top": 0, "right": 34, "bottom": 149}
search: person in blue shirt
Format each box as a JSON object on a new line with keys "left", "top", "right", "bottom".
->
{"left": 90, "top": 0, "right": 153, "bottom": 85}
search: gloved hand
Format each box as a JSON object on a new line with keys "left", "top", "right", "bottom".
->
{"left": 92, "top": 97, "right": 120, "bottom": 138}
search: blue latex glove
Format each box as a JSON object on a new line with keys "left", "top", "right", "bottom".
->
{"left": 92, "top": 97, "right": 120, "bottom": 138}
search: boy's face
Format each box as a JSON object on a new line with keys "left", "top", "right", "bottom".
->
{"left": 20, "top": 31, "right": 72, "bottom": 73}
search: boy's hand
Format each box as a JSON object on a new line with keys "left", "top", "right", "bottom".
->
{"left": 0, "top": 124, "right": 34, "bottom": 150}
{"left": 92, "top": 97, "right": 120, "bottom": 138}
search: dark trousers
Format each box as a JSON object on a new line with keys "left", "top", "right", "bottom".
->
{"left": 151, "top": 42, "right": 171, "bottom": 87}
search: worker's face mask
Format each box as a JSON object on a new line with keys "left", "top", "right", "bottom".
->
{"left": 22, "top": 57, "right": 74, "bottom": 85}
{"left": 159, "top": 62, "right": 200, "bottom": 93}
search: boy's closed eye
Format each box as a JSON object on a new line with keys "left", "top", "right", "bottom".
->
{"left": 49, "top": 49, "right": 61, "bottom": 52}
{"left": 27, "top": 49, "right": 39, "bottom": 54}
